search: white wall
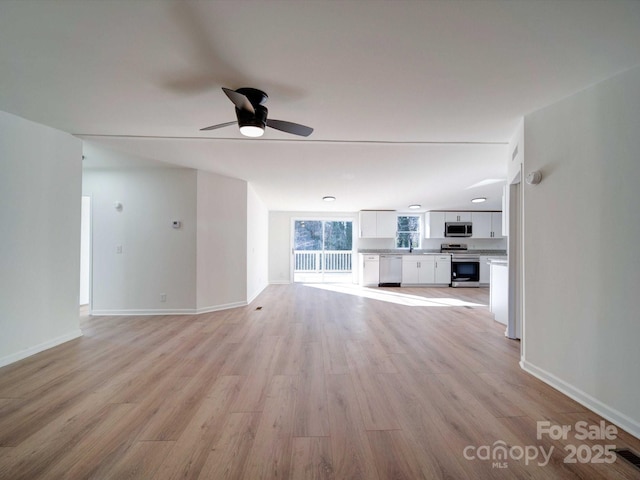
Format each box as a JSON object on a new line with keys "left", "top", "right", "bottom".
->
{"left": 508, "top": 119, "right": 524, "bottom": 185}
{"left": 0, "top": 111, "right": 83, "bottom": 367}
{"left": 79, "top": 196, "right": 91, "bottom": 305}
{"left": 522, "top": 66, "right": 640, "bottom": 437}
{"left": 196, "top": 171, "right": 247, "bottom": 311}
{"left": 269, "top": 211, "right": 293, "bottom": 284}
{"left": 247, "top": 184, "right": 269, "bottom": 303}
{"left": 83, "top": 167, "right": 198, "bottom": 314}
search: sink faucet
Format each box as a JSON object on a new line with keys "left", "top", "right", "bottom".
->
{"left": 409, "top": 237, "right": 413, "bottom": 253}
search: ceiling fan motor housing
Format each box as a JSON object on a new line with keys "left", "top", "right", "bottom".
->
{"left": 236, "top": 104, "right": 268, "bottom": 129}
{"left": 235, "top": 87, "right": 269, "bottom": 106}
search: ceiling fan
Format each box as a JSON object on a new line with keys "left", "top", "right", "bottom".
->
{"left": 200, "top": 87, "right": 313, "bottom": 137}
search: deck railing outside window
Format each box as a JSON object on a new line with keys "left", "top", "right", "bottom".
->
{"left": 294, "top": 250, "right": 352, "bottom": 272}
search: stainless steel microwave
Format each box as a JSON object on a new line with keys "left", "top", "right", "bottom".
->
{"left": 445, "top": 222, "right": 472, "bottom": 237}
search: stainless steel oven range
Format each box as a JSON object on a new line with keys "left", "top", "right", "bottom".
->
{"left": 441, "top": 243, "right": 480, "bottom": 287}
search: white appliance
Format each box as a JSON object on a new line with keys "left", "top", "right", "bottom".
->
{"left": 379, "top": 255, "right": 402, "bottom": 287}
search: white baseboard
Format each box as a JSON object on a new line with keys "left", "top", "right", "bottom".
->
{"left": 269, "top": 280, "right": 291, "bottom": 285}
{"left": 247, "top": 283, "right": 268, "bottom": 305}
{"left": 195, "top": 301, "right": 247, "bottom": 315}
{"left": 0, "top": 329, "right": 83, "bottom": 368}
{"left": 91, "top": 308, "right": 199, "bottom": 316}
{"left": 91, "top": 301, "right": 249, "bottom": 316}
{"left": 521, "top": 359, "right": 640, "bottom": 440}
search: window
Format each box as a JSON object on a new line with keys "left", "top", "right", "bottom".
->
{"left": 396, "top": 215, "right": 421, "bottom": 249}
{"left": 293, "top": 219, "right": 353, "bottom": 282}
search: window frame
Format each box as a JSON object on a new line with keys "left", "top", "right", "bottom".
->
{"left": 396, "top": 214, "right": 422, "bottom": 249}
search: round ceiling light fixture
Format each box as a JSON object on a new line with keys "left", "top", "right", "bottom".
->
{"left": 239, "top": 125, "right": 265, "bottom": 137}
{"left": 408, "top": 204, "right": 421, "bottom": 210}
{"left": 471, "top": 197, "right": 487, "bottom": 203}
{"left": 323, "top": 196, "right": 336, "bottom": 202}
{"left": 238, "top": 102, "right": 267, "bottom": 137}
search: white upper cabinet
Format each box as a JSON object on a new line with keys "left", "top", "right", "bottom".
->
{"left": 424, "top": 211, "right": 445, "bottom": 238}
{"left": 359, "top": 211, "right": 397, "bottom": 238}
{"left": 376, "top": 211, "right": 398, "bottom": 238}
{"left": 471, "top": 212, "right": 492, "bottom": 238}
{"left": 445, "top": 212, "right": 472, "bottom": 222}
{"left": 359, "top": 211, "right": 378, "bottom": 237}
{"left": 492, "top": 212, "right": 503, "bottom": 239}
{"left": 472, "top": 212, "right": 503, "bottom": 238}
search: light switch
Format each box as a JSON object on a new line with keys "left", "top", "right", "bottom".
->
{"left": 116, "top": 245, "right": 122, "bottom": 254}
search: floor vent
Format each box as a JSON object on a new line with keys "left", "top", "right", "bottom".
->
{"left": 615, "top": 448, "right": 640, "bottom": 470}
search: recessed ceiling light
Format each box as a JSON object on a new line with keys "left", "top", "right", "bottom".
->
{"left": 408, "top": 204, "right": 421, "bottom": 209}
{"left": 471, "top": 197, "right": 487, "bottom": 203}
{"left": 323, "top": 196, "right": 336, "bottom": 202}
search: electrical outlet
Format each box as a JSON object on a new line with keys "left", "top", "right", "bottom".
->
{"left": 160, "top": 293, "right": 167, "bottom": 302}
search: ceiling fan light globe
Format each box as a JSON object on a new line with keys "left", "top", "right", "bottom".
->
{"left": 240, "top": 125, "right": 265, "bottom": 137}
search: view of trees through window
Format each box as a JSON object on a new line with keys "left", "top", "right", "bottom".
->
{"left": 396, "top": 215, "right": 421, "bottom": 249}
{"left": 294, "top": 220, "right": 353, "bottom": 251}
{"left": 293, "top": 220, "right": 354, "bottom": 278}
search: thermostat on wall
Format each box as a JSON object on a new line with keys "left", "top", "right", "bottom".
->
{"left": 172, "top": 221, "right": 181, "bottom": 229}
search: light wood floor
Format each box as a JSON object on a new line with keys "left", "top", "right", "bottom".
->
{"left": 1, "top": 284, "right": 639, "bottom": 479}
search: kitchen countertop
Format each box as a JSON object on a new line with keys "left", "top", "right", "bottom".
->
{"left": 359, "top": 249, "right": 507, "bottom": 256}
{"left": 359, "top": 249, "right": 441, "bottom": 255}
{"left": 488, "top": 258, "right": 508, "bottom": 265}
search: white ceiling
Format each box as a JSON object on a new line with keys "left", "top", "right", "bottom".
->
{"left": 2, "top": 0, "right": 640, "bottom": 212}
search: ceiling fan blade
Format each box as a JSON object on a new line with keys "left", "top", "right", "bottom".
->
{"left": 266, "top": 119, "right": 314, "bottom": 137}
{"left": 222, "top": 87, "right": 255, "bottom": 114}
{"left": 200, "top": 120, "right": 237, "bottom": 131}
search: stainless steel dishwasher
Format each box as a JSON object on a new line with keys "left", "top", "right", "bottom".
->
{"left": 378, "top": 255, "right": 402, "bottom": 287}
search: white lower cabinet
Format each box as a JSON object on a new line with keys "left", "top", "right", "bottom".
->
{"left": 360, "top": 254, "right": 379, "bottom": 286}
{"left": 401, "top": 257, "right": 422, "bottom": 284}
{"left": 490, "top": 261, "right": 508, "bottom": 326}
{"left": 480, "top": 256, "right": 490, "bottom": 285}
{"left": 434, "top": 255, "right": 451, "bottom": 285}
{"left": 480, "top": 256, "right": 507, "bottom": 285}
{"left": 402, "top": 255, "right": 450, "bottom": 286}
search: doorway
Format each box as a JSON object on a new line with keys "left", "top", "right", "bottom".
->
{"left": 292, "top": 219, "right": 354, "bottom": 283}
